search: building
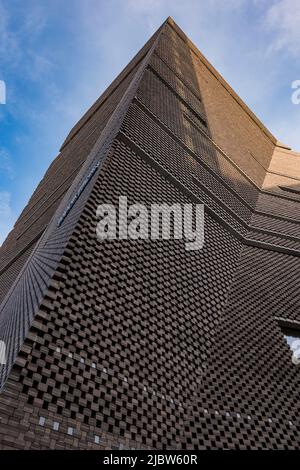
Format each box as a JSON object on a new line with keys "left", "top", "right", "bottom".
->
{"left": 0, "top": 17, "right": 300, "bottom": 450}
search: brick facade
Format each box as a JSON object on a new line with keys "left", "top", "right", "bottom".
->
{"left": 0, "top": 17, "right": 300, "bottom": 449}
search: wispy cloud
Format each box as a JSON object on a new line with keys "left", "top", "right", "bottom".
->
{"left": 0, "top": 0, "right": 52, "bottom": 78}
{"left": 265, "top": 0, "right": 300, "bottom": 56}
{"left": 0, "top": 148, "right": 15, "bottom": 179}
{"left": 0, "top": 1, "right": 19, "bottom": 61}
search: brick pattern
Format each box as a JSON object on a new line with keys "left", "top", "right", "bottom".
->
{"left": 182, "top": 246, "right": 300, "bottom": 449}
{"left": 0, "top": 18, "right": 300, "bottom": 450}
{"left": 0, "top": 139, "right": 241, "bottom": 449}
{"left": 0, "top": 40, "right": 152, "bottom": 306}
{"left": 0, "top": 22, "right": 164, "bottom": 389}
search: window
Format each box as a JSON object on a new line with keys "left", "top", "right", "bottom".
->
{"left": 282, "top": 327, "right": 300, "bottom": 365}
{"left": 67, "top": 427, "right": 74, "bottom": 436}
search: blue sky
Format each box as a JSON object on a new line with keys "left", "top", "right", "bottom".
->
{"left": 0, "top": 0, "right": 300, "bottom": 245}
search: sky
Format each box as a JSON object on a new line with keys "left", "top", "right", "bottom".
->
{"left": 0, "top": 0, "right": 300, "bottom": 245}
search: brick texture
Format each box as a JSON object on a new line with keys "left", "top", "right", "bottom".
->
{"left": 0, "top": 17, "right": 300, "bottom": 449}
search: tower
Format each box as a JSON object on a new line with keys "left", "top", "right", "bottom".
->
{"left": 0, "top": 17, "right": 300, "bottom": 450}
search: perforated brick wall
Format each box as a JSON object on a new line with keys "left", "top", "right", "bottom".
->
{"left": 0, "top": 18, "right": 300, "bottom": 450}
